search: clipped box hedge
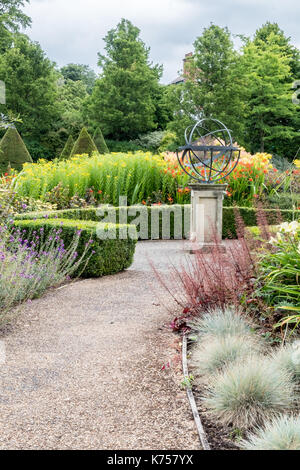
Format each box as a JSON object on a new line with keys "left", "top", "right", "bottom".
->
{"left": 15, "top": 205, "right": 300, "bottom": 239}
{"left": 13, "top": 218, "right": 137, "bottom": 278}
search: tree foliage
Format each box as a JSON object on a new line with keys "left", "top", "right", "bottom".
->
{"left": 85, "top": 18, "right": 162, "bottom": 140}
{"left": 0, "top": 0, "right": 31, "bottom": 52}
{"left": 56, "top": 78, "right": 88, "bottom": 135}
{"left": 241, "top": 28, "right": 300, "bottom": 156}
{"left": 60, "top": 64, "right": 97, "bottom": 94}
{"left": 0, "top": 34, "right": 59, "bottom": 145}
{"left": 166, "top": 24, "right": 246, "bottom": 143}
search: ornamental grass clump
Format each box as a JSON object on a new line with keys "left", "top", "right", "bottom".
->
{"left": 240, "top": 415, "right": 300, "bottom": 450}
{"left": 203, "top": 356, "right": 295, "bottom": 430}
{"left": 270, "top": 342, "right": 300, "bottom": 384}
{"left": 190, "top": 306, "right": 252, "bottom": 339}
{"left": 0, "top": 223, "right": 89, "bottom": 324}
{"left": 191, "top": 334, "right": 263, "bottom": 378}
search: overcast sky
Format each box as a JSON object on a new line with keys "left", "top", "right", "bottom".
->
{"left": 23, "top": 0, "right": 300, "bottom": 83}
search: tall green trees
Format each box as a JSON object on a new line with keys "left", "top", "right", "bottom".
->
{"left": 0, "top": 0, "right": 31, "bottom": 52}
{"left": 56, "top": 79, "right": 88, "bottom": 136}
{"left": 241, "top": 25, "right": 299, "bottom": 156}
{"left": 166, "top": 24, "right": 246, "bottom": 143}
{"left": 165, "top": 22, "right": 299, "bottom": 158}
{"left": 60, "top": 64, "right": 97, "bottom": 94}
{"left": 86, "top": 19, "right": 162, "bottom": 140}
{"left": 0, "top": 34, "right": 59, "bottom": 157}
{"left": 254, "top": 22, "right": 300, "bottom": 77}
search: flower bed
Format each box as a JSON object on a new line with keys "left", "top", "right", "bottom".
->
{"left": 257, "top": 220, "right": 300, "bottom": 327}
{"left": 13, "top": 152, "right": 187, "bottom": 206}
{"left": 9, "top": 150, "right": 299, "bottom": 211}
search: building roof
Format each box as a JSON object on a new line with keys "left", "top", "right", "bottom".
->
{"left": 170, "top": 76, "right": 185, "bottom": 85}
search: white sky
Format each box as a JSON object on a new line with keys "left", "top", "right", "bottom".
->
{"left": 23, "top": 0, "right": 300, "bottom": 83}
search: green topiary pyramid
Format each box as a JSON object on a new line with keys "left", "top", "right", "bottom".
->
{"left": 93, "top": 127, "right": 109, "bottom": 154}
{"left": 70, "top": 127, "right": 98, "bottom": 158}
{"left": 59, "top": 135, "right": 74, "bottom": 161}
{"left": 0, "top": 127, "right": 33, "bottom": 174}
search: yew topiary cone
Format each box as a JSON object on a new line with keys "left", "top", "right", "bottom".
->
{"left": 93, "top": 127, "right": 109, "bottom": 154}
{"left": 70, "top": 127, "right": 98, "bottom": 158}
{"left": 59, "top": 135, "right": 74, "bottom": 160}
{"left": 0, "top": 127, "right": 32, "bottom": 174}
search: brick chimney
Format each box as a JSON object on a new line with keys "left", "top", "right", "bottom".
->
{"left": 183, "top": 52, "right": 193, "bottom": 78}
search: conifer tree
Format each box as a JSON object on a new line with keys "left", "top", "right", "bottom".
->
{"left": 70, "top": 127, "right": 98, "bottom": 157}
{"left": 93, "top": 127, "right": 109, "bottom": 154}
{"left": 0, "top": 127, "right": 32, "bottom": 173}
{"left": 59, "top": 135, "right": 74, "bottom": 160}
{"left": 86, "top": 19, "right": 162, "bottom": 140}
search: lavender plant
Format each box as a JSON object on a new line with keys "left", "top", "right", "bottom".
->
{"left": 0, "top": 222, "right": 89, "bottom": 323}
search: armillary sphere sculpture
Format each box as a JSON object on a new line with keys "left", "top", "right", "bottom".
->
{"left": 177, "top": 118, "right": 241, "bottom": 183}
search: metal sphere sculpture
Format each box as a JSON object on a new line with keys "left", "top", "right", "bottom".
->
{"left": 177, "top": 118, "right": 241, "bottom": 183}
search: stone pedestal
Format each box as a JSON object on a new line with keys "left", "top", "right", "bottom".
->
{"left": 188, "top": 183, "right": 227, "bottom": 252}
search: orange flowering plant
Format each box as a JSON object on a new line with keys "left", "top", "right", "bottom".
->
{"left": 220, "top": 151, "right": 274, "bottom": 207}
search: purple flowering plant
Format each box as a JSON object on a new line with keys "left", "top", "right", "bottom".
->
{"left": 0, "top": 220, "right": 91, "bottom": 324}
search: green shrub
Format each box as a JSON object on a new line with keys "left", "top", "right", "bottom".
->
{"left": 59, "top": 135, "right": 74, "bottom": 161}
{"left": 257, "top": 220, "right": 300, "bottom": 325}
{"left": 93, "top": 127, "right": 109, "bottom": 154}
{"left": 189, "top": 306, "right": 253, "bottom": 338}
{"left": 23, "top": 138, "right": 53, "bottom": 162}
{"left": 0, "top": 127, "right": 32, "bottom": 173}
{"left": 271, "top": 154, "right": 293, "bottom": 172}
{"left": 191, "top": 334, "right": 263, "bottom": 377}
{"left": 131, "top": 131, "right": 165, "bottom": 152}
{"left": 203, "top": 356, "right": 295, "bottom": 430}
{"left": 240, "top": 415, "right": 300, "bottom": 450}
{"left": 158, "top": 131, "right": 178, "bottom": 152}
{"left": 14, "top": 205, "right": 300, "bottom": 240}
{"left": 14, "top": 205, "right": 189, "bottom": 240}
{"left": 222, "top": 207, "right": 300, "bottom": 238}
{"left": 13, "top": 218, "right": 137, "bottom": 278}
{"left": 70, "top": 127, "right": 98, "bottom": 158}
{"left": 105, "top": 140, "right": 142, "bottom": 153}
{"left": 266, "top": 193, "right": 300, "bottom": 210}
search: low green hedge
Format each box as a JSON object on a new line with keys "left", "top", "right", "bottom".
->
{"left": 15, "top": 205, "right": 300, "bottom": 239}
{"left": 13, "top": 218, "right": 137, "bottom": 278}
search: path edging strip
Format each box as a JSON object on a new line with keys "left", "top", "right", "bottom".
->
{"left": 182, "top": 335, "right": 211, "bottom": 451}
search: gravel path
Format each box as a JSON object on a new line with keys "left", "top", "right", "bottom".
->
{"left": 0, "top": 241, "right": 200, "bottom": 450}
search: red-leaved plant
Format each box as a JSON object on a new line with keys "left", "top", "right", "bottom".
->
{"left": 152, "top": 208, "right": 275, "bottom": 333}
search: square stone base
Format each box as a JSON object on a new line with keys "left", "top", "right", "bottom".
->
{"left": 186, "top": 242, "right": 227, "bottom": 254}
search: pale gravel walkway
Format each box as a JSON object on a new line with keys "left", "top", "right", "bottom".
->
{"left": 0, "top": 241, "right": 200, "bottom": 450}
